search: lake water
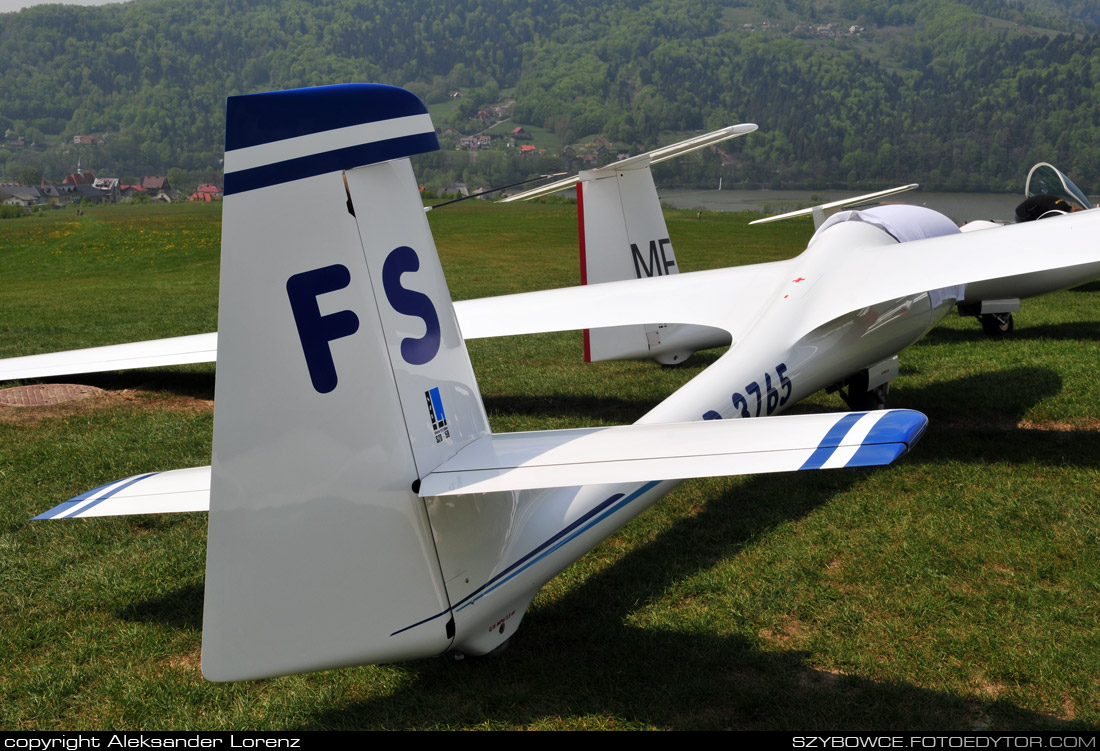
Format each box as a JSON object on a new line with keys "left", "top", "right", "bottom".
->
{"left": 658, "top": 188, "right": 1024, "bottom": 224}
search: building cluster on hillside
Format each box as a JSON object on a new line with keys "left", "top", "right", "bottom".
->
{"left": 447, "top": 97, "right": 546, "bottom": 153}
{"left": 458, "top": 134, "right": 493, "bottom": 150}
{"left": 739, "top": 19, "right": 864, "bottom": 37}
{"left": 0, "top": 170, "right": 223, "bottom": 211}
{"left": 793, "top": 21, "right": 864, "bottom": 37}
{"left": 562, "top": 140, "right": 628, "bottom": 169}
{"left": 474, "top": 102, "right": 511, "bottom": 123}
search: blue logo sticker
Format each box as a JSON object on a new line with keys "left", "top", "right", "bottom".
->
{"left": 425, "top": 386, "right": 450, "bottom": 443}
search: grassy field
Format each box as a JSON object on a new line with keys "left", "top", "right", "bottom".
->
{"left": 1, "top": 201, "right": 1098, "bottom": 730}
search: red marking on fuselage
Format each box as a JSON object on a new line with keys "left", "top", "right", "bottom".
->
{"left": 792, "top": 277, "right": 806, "bottom": 283}
{"left": 489, "top": 609, "right": 517, "bottom": 633}
{"left": 577, "top": 180, "right": 591, "bottom": 362}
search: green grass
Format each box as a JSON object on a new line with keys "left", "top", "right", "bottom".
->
{"left": 1, "top": 202, "right": 1098, "bottom": 730}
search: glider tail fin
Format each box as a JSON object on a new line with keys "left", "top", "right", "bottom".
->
{"left": 576, "top": 157, "right": 731, "bottom": 365}
{"left": 204, "top": 84, "right": 491, "bottom": 681}
{"left": 505, "top": 126, "right": 755, "bottom": 365}
{"left": 577, "top": 161, "right": 690, "bottom": 364}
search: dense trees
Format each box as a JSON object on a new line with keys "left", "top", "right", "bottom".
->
{"left": 1, "top": 0, "right": 1097, "bottom": 191}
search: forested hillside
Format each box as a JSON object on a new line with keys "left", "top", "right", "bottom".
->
{"left": 1, "top": 0, "right": 1098, "bottom": 192}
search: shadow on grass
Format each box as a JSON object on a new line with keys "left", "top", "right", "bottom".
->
{"left": 1068, "top": 280, "right": 1100, "bottom": 294}
{"left": 304, "top": 367, "right": 1095, "bottom": 729}
{"left": 922, "top": 320, "right": 1100, "bottom": 344}
{"left": 892, "top": 366, "right": 1062, "bottom": 423}
{"left": 304, "top": 466, "right": 1088, "bottom": 730}
{"left": 482, "top": 393, "right": 661, "bottom": 422}
{"left": 119, "top": 582, "right": 204, "bottom": 631}
{"left": 41, "top": 368, "right": 216, "bottom": 400}
{"left": 890, "top": 367, "right": 1100, "bottom": 468}
{"left": 106, "top": 365, "right": 1090, "bottom": 729}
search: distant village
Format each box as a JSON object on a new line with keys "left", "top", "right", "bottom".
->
{"left": 0, "top": 168, "right": 222, "bottom": 212}
{"left": 440, "top": 95, "right": 630, "bottom": 170}
{"left": 3, "top": 95, "right": 652, "bottom": 210}
{"left": 736, "top": 18, "right": 865, "bottom": 38}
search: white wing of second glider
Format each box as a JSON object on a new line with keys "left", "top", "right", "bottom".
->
{"left": 6, "top": 209, "right": 1100, "bottom": 383}
{"left": 1, "top": 263, "right": 790, "bottom": 384}
{"left": 34, "top": 409, "right": 926, "bottom": 518}
{"left": 454, "top": 260, "right": 793, "bottom": 341}
{"left": 0, "top": 333, "right": 218, "bottom": 382}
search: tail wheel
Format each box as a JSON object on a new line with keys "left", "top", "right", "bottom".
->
{"left": 980, "top": 312, "right": 1014, "bottom": 336}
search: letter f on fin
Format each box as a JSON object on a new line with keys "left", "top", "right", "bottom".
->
{"left": 286, "top": 264, "right": 360, "bottom": 394}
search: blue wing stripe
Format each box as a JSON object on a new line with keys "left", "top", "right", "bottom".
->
{"left": 845, "top": 410, "right": 928, "bottom": 467}
{"left": 844, "top": 443, "right": 908, "bottom": 468}
{"left": 863, "top": 408, "right": 928, "bottom": 446}
{"left": 799, "top": 412, "right": 866, "bottom": 470}
{"left": 32, "top": 472, "right": 161, "bottom": 520}
{"left": 224, "top": 132, "right": 439, "bottom": 196}
{"left": 32, "top": 479, "right": 125, "bottom": 520}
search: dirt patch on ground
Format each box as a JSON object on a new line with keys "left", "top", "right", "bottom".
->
{"left": 121, "top": 389, "right": 214, "bottom": 414}
{"left": 931, "top": 416, "right": 1100, "bottom": 433}
{"left": 0, "top": 383, "right": 106, "bottom": 407}
{"left": 758, "top": 615, "right": 807, "bottom": 647}
{"left": 1017, "top": 418, "right": 1100, "bottom": 432}
{"left": 1060, "top": 692, "right": 1077, "bottom": 720}
{"left": 0, "top": 386, "right": 213, "bottom": 426}
{"left": 975, "top": 678, "right": 1006, "bottom": 699}
{"left": 165, "top": 651, "right": 202, "bottom": 674}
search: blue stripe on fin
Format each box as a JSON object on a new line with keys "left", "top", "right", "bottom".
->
{"left": 223, "top": 132, "right": 439, "bottom": 196}
{"left": 225, "top": 84, "right": 431, "bottom": 152}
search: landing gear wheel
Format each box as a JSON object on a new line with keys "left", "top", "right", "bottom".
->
{"left": 849, "top": 382, "right": 889, "bottom": 411}
{"left": 980, "top": 312, "right": 1014, "bottom": 336}
{"left": 841, "top": 371, "right": 889, "bottom": 411}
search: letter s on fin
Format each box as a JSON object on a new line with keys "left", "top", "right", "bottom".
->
{"left": 382, "top": 245, "right": 441, "bottom": 365}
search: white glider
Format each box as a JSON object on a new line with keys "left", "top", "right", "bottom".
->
{"left": 10, "top": 84, "right": 1100, "bottom": 682}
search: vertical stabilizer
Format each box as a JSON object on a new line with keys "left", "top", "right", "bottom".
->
{"left": 579, "top": 164, "right": 681, "bottom": 363}
{"left": 203, "top": 85, "right": 489, "bottom": 681}
{"left": 579, "top": 164, "right": 725, "bottom": 364}
{"left": 497, "top": 125, "right": 755, "bottom": 365}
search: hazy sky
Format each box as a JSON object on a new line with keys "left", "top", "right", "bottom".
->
{"left": 0, "top": 0, "right": 132, "bottom": 13}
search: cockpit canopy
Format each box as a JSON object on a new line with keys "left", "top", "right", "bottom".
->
{"left": 1025, "top": 163, "right": 1092, "bottom": 212}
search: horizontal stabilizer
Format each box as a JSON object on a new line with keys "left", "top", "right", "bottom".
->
{"left": 32, "top": 466, "right": 211, "bottom": 519}
{"left": 36, "top": 409, "right": 926, "bottom": 518}
{"left": 500, "top": 124, "right": 757, "bottom": 203}
{"left": 749, "top": 184, "right": 919, "bottom": 228}
{"left": 0, "top": 333, "right": 218, "bottom": 382}
{"left": 420, "top": 409, "right": 926, "bottom": 496}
